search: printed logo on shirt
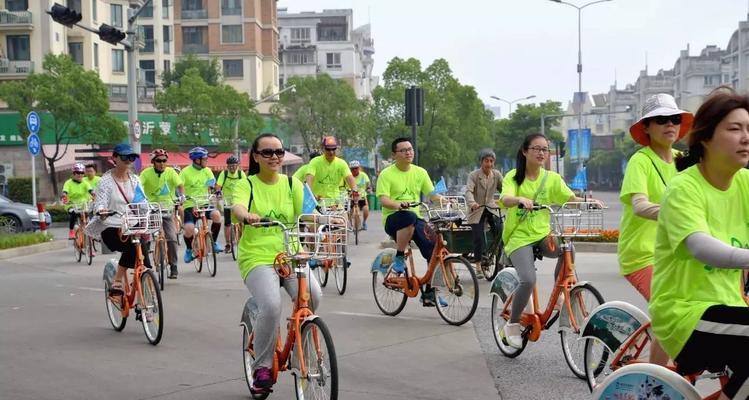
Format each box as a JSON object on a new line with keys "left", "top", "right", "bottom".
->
{"left": 317, "top": 173, "right": 339, "bottom": 185}
{"left": 395, "top": 187, "right": 417, "bottom": 201}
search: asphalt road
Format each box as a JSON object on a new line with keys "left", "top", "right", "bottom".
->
{"left": 2, "top": 207, "right": 643, "bottom": 400}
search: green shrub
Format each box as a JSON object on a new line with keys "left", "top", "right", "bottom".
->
{"left": 0, "top": 232, "right": 53, "bottom": 250}
{"left": 46, "top": 204, "right": 69, "bottom": 223}
{"left": 8, "top": 177, "right": 37, "bottom": 205}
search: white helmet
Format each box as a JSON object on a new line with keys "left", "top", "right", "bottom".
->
{"left": 349, "top": 160, "right": 360, "bottom": 169}
{"left": 72, "top": 163, "right": 85, "bottom": 173}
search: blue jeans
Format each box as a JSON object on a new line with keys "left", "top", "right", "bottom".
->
{"left": 384, "top": 211, "right": 435, "bottom": 261}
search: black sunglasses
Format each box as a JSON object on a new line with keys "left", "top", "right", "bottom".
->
{"left": 649, "top": 114, "right": 682, "bottom": 125}
{"left": 153, "top": 158, "right": 168, "bottom": 163}
{"left": 119, "top": 154, "right": 138, "bottom": 162}
{"left": 256, "top": 148, "right": 286, "bottom": 158}
{"left": 73, "top": 172, "right": 84, "bottom": 175}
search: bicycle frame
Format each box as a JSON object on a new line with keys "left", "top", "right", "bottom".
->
{"left": 192, "top": 211, "right": 211, "bottom": 258}
{"left": 115, "top": 236, "right": 149, "bottom": 320}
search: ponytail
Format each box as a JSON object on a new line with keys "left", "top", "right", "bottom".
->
{"left": 675, "top": 146, "right": 702, "bottom": 172}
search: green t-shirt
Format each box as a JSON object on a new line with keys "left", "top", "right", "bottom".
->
{"left": 376, "top": 164, "right": 434, "bottom": 222}
{"left": 308, "top": 156, "right": 351, "bottom": 198}
{"left": 179, "top": 165, "right": 216, "bottom": 208}
{"left": 140, "top": 166, "right": 183, "bottom": 207}
{"left": 353, "top": 171, "right": 370, "bottom": 193}
{"left": 618, "top": 147, "right": 679, "bottom": 275}
{"left": 292, "top": 164, "right": 311, "bottom": 182}
{"left": 650, "top": 166, "right": 749, "bottom": 358}
{"left": 216, "top": 169, "right": 247, "bottom": 205}
{"left": 85, "top": 175, "right": 101, "bottom": 190}
{"left": 500, "top": 169, "right": 574, "bottom": 256}
{"left": 63, "top": 178, "right": 93, "bottom": 210}
{"left": 233, "top": 174, "right": 304, "bottom": 280}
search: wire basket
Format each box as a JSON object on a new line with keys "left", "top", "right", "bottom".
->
{"left": 427, "top": 203, "right": 466, "bottom": 222}
{"left": 318, "top": 194, "right": 349, "bottom": 215}
{"left": 69, "top": 201, "right": 92, "bottom": 214}
{"left": 121, "top": 202, "right": 163, "bottom": 235}
{"left": 293, "top": 214, "right": 348, "bottom": 262}
{"left": 156, "top": 201, "right": 174, "bottom": 216}
{"left": 191, "top": 194, "right": 218, "bottom": 212}
{"left": 549, "top": 202, "right": 604, "bottom": 238}
{"left": 440, "top": 196, "right": 468, "bottom": 213}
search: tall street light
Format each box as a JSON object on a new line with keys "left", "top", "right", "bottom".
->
{"left": 490, "top": 95, "right": 536, "bottom": 118}
{"left": 549, "top": 0, "right": 612, "bottom": 169}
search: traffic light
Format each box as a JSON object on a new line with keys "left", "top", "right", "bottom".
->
{"left": 98, "top": 24, "right": 126, "bottom": 45}
{"left": 558, "top": 141, "right": 567, "bottom": 157}
{"left": 48, "top": 3, "right": 82, "bottom": 27}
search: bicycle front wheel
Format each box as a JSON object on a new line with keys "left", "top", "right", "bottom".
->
{"left": 316, "top": 264, "right": 328, "bottom": 287}
{"left": 193, "top": 233, "right": 203, "bottom": 273}
{"left": 371, "top": 270, "right": 407, "bottom": 316}
{"left": 560, "top": 283, "right": 605, "bottom": 379}
{"left": 140, "top": 269, "right": 164, "bottom": 345}
{"left": 490, "top": 295, "right": 527, "bottom": 357}
{"left": 292, "top": 318, "right": 338, "bottom": 400}
{"left": 230, "top": 225, "right": 238, "bottom": 261}
{"left": 205, "top": 235, "right": 217, "bottom": 277}
{"left": 432, "top": 256, "right": 479, "bottom": 326}
{"left": 86, "top": 236, "right": 94, "bottom": 266}
{"left": 333, "top": 256, "right": 347, "bottom": 295}
{"left": 104, "top": 281, "right": 127, "bottom": 331}
{"left": 583, "top": 323, "right": 651, "bottom": 392}
{"left": 74, "top": 230, "right": 83, "bottom": 263}
{"left": 155, "top": 239, "right": 166, "bottom": 291}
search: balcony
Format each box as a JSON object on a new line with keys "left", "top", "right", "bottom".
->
{"left": 183, "top": 43, "right": 208, "bottom": 54}
{"left": 141, "top": 38, "right": 155, "bottom": 53}
{"left": 181, "top": 9, "right": 208, "bottom": 19}
{"left": 0, "top": 60, "right": 33, "bottom": 77}
{"left": 221, "top": 7, "right": 241, "bottom": 16}
{"left": 0, "top": 10, "right": 32, "bottom": 29}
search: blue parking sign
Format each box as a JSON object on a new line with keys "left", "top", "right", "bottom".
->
{"left": 26, "top": 111, "right": 40, "bottom": 134}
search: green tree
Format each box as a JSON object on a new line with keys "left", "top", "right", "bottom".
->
{"left": 273, "top": 74, "right": 366, "bottom": 156}
{"left": 161, "top": 54, "right": 221, "bottom": 88}
{"left": 493, "top": 101, "right": 565, "bottom": 162}
{"left": 0, "top": 53, "right": 126, "bottom": 196}
{"left": 372, "top": 57, "right": 494, "bottom": 178}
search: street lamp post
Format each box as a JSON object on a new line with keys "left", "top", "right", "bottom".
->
{"left": 232, "top": 84, "right": 297, "bottom": 159}
{"left": 490, "top": 95, "right": 536, "bottom": 118}
{"left": 549, "top": 0, "right": 612, "bottom": 169}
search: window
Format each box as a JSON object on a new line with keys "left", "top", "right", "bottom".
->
{"left": 112, "top": 49, "right": 124, "bottom": 72}
{"left": 94, "top": 43, "right": 99, "bottom": 68}
{"left": 162, "top": 0, "right": 170, "bottom": 18}
{"left": 91, "top": 0, "right": 97, "bottom": 21}
{"left": 141, "top": 2, "right": 153, "bottom": 18}
{"left": 164, "top": 59, "right": 171, "bottom": 73}
{"left": 111, "top": 4, "right": 123, "bottom": 28}
{"left": 7, "top": 35, "right": 30, "bottom": 61}
{"left": 183, "top": 0, "right": 203, "bottom": 10}
{"left": 109, "top": 84, "right": 127, "bottom": 98}
{"left": 67, "top": 0, "right": 81, "bottom": 13}
{"left": 7, "top": 0, "right": 28, "bottom": 11}
{"left": 182, "top": 26, "right": 205, "bottom": 45}
{"left": 223, "top": 60, "right": 243, "bottom": 78}
{"left": 163, "top": 26, "right": 171, "bottom": 54}
{"left": 68, "top": 42, "right": 83, "bottom": 64}
{"left": 140, "top": 60, "right": 155, "bottom": 86}
{"left": 221, "top": 0, "right": 241, "bottom": 15}
{"left": 326, "top": 52, "right": 341, "bottom": 69}
{"left": 318, "top": 25, "right": 346, "bottom": 41}
{"left": 287, "top": 52, "right": 313, "bottom": 65}
{"left": 222, "top": 25, "right": 242, "bottom": 44}
{"left": 141, "top": 25, "right": 154, "bottom": 53}
{"left": 290, "top": 28, "right": 311, "bottom": 44}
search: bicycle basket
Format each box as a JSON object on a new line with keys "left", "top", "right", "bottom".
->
{"left": 440, "top": 196, "right": 468, "bottom": 213}
{"left": 318, "top": 195, "right": 349, "bottom": 215}
{"left": 191, "top": 194, "right": 217, "bottom": 212}
{"left": 549, "top": 202, "right": 604, "bottom": 238}
{"left": 121, "top": 202, "right": 163, "bottom": 235}
{"left": 69, "top": 201, "right": 92, "bottom": 214}
{"left": 296, "top": 214, "right": 347, "bottom": 262}
{"left": 439, "top": 225, "right": 474, "bottom": 254}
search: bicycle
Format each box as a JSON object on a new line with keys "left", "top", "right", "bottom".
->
{"left": 240, "top": 216, "right": 338, "bottom": 399}
{"left": 581, "top": 301, "right": 729, "bottom": 398}
{"left": 151, "top": 201, "right": 175, "bottom": 291}
{"left": 188, "top": 194, "right": 218, "bottom": 277}
{"left": 314, "top": 195, "right": 350, "bottom": 295}
{"left": 347, "top": 190, "right": 362, "bottom": 246}
{"left": 371, "top": 202, "right": 480, "bottom": 326}
{"left": 223, "top": 194, "right": 242, "bottom": 261}
{"left": 174, "top": 203, "right": 184, "bottom": 246}
{"left": 473, "top": 205, "right": 509, "bottom": 282}
{"left": 70, "top": 201, "right": 95, "bottom": 266}
{"left": 489, "top": 202, "right": 605, "bottom": 378}
{"left": 100, "top": 203, "right": 165, "bottom": 345}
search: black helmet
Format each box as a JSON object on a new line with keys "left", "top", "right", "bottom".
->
{"left": 227, "top": 155, "right": 239, "bottom": 165}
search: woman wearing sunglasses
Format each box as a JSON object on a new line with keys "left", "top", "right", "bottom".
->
{"left": 618, "top": 94, "right": 693, "bottom": 364}
{"left": 231, "top": 133, "right": 323, "bottom": 393}
{"left": 86, "top": 143, "right": 143, "bottom": 296}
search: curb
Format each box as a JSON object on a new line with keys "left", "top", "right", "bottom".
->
{"left": 379, "top": 239, "right": 618, "bottom": 253}
{"left": 0, "top": 240, "right": 68, "bottom": 261}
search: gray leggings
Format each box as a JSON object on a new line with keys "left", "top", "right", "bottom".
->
{"left": 244, "top": 265, "right": 323, "bottom": 369}
{"left": 508, "top": 237, "right": 571, "bottom": 323}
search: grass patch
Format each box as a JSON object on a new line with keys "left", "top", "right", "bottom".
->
{"left": 0, "top": 232, "right": 54, "bottom": 250}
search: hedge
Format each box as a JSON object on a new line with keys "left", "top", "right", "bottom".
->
{"left": 0, "top": 232, "right": 53, "bottom": 250}
{"left": 8, "top": 177, "right": 38, "bottom": 205}
{"left": 573, "top": 229, "right": 619, "bottom": 243}
{"left": 46, "top": 204, "right": 69, "bottom": 223}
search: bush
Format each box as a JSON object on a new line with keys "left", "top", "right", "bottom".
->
{"left": 0, "top": 232, "right": 53, "bottom": 250}
{"left": 574, "top": 229, "right": 619, "bottom": 243}
{"left": 46, "top": 204, "right": 69, "bottom": 223}
{"left": 8, "top": 177, "right": 37, "bottom": 205}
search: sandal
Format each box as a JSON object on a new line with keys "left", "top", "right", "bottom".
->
{"left": 109, "top": 281, "right": 124, "bottom": 296}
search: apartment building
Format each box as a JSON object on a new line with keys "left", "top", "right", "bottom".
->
{"left": 173, "top": 0, "right": 279, "bottom": 105}
{"left": 673, "top": 44, "right": 727, "bottom": 113}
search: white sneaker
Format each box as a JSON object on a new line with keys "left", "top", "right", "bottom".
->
{"left": 502, "top": 322, "right": 523, "bottom": 349}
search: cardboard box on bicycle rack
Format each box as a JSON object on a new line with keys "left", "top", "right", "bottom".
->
{"left": 439, "top": 226, "right": 498, "bottom": 255}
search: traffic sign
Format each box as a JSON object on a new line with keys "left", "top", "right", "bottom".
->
{"left": 26, "top": 111, "right": 40, "bottom": 134}
{"left": 27, "top": 133, "right": 40, "bottom": 156}
{"left": 132, "top": 120, "right": 142, "bottom": 140}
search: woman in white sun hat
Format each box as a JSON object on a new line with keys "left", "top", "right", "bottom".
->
{"left": 618, "top": 93, "right": 693, "bottom": 365}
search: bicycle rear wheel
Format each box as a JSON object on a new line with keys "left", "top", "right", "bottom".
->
{"left": 490, "top": 295, "right": 527, "bottom": 357}
{"left": 316, "top": 264, "right": 329, "bottom": 287}
{"left": 484, "top": 238, "right": 506, "bottom": 281}
{"left": 86, "top": 236, "right": 94, "bottom": 266}
{"left": 292, "top": 318, "right": 338, "bottom": 400}
{"left": 371, "top": 270, "right": 407, "bottom": 316}
{"left": 205, "top": 235, "right": 217, "bottom": 277}
{"left": 242, "top": 324, "right": 270, "bottom": 400}
{"left": 104, "top": 281, "right": 127, "bottom": 331}
{"left": 140, "top": 269, "right": 164, "bottom": 345}
{"left": 584, "top": 324, "right": 651, "bottom": 391}
{"left": 432, "top": 256, "right": 479, "bottom": 326}
{"left": 560, "top": 283, "right": 605, "bottom": 379}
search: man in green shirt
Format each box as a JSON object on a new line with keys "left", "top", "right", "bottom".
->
{"left": 376, "top": 138, "right": 444, "bottom": 306}
{"left": 84, "top": 164, "right": 101, "bottom": 190}
{"left": 180, "top": 147, "right": 223, "bottom": 263}
{"left": 215, "top": 155, "right": 247, "bottom": 253}
{"left": 62, "top": 163, "right": 94, "bottom": 239}
{"left": 140, "top": 149, "right": 185, "bottom": 278}
{"left": 306, "top": 136, "right": 357, "bottom": 201}
{"left": 349, "top": 160, "right": 371, "bottom": 230}
{"left": 292, "top": 151, "right": 320, "bottom": 182}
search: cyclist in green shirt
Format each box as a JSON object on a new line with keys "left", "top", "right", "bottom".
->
{"left": 215, "top": 155, "right": 247, "bottom": 253}
{"left": 84, "top": 164, "right": 101, "bottom": 190}
{"left": 180, "top": 147, "right": 223, "bottom": 263}
{"left": 62, "top": 163, "right": 94, "bottom": 239}
{"left": 140, "top": 149, "right": 185, "bottom": 278}
{"left": 348, "top": 160, "right": 371, "bottom": 230}
{"left": 306, "top": 136, "right": 357, "bottom": 201}
{"left": 292, "top": 151, "right": 320, "bottom": 183}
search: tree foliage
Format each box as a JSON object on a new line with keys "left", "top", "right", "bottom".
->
{"left": 493, "top": 101, "right": 565, "bottom": 162}
{"left": 0, "top": 53, "right": 126, "bottom": 196}
{"left": 272, "top": 74, "right": 368, "bottom": 156}
{"left": 161, "top": 54, "right": 221, "bottom": 88}
{"left": 372, "top": 57, "right": 495, "bottom": 177}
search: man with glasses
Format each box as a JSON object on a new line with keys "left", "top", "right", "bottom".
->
{"left": 376, "top": 137, "right": 446, "bottom": 307}
{"left": 215, "top": 155, "right": 246, "bottom": 253}
{"left": 62, "top": 163, "right": 94, "bottom": 239}
{"left": 306, "top": 136, "right": 357, "bottom": 201}
{"left": 140, "top": 149, "right": 184, "bottom": 278}
{"left": 180, "top": 146, "right": 223, "bottom": 263}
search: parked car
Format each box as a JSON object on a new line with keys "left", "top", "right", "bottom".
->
{"left": 0, "top": 194, "right": 52, "bottom": 233}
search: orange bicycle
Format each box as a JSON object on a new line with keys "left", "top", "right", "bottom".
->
{"left": 174, "top": 203, "right": 184, "bottom": 246}
{"left": 314, "top": 195, "right": 350, "bottom": 295}
{"left": 151, "top": 201, "right": 176, "bottom": 291}
{"left": 490, "top": 202, "right": 605, "bottom": 378}
{"left": 224, "top": 194, "right": 242, "bottom": 261}
{"left": 188, "top": 194, "right": 218, "bottom": 277}
{"left": 347, "top": 190, "right": 362, "bottom": 246}
{"left": 100, "top": 203, "right": 164, "bottom": 345}
{"left": 241, "top": 216, "right": 338, "bottom": 399}
{"left": 70, "top": 201, "right": 95, "bottom": 265}
{"left": 371, "top": 202, "right": 479, "bottom": 326}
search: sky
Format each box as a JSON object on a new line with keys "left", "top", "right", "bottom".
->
{"left": 278, "top": 0, "right": 749, "bottom": 112}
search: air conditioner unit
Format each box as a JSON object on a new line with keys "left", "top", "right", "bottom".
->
{"left": 290, "top": 145, "right": 304, "bottom": 155}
